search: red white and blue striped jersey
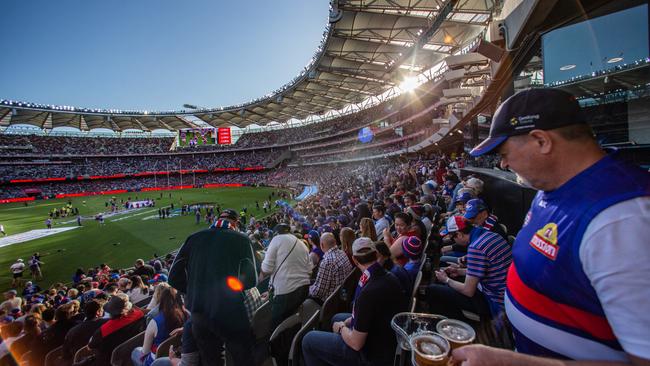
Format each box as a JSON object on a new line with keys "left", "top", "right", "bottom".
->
{"left": 466, "top": 226, "right": 512, "bottom": 309}
{"left": 506, "top": 155, "right": 650, "bottom": 361}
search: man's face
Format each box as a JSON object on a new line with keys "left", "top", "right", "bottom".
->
{"left": 497, "top": 135, "right": 539, "bottom": 189}
{"left": 372, "top": 208, "right": 383, "bottom": 220}
{"left": 451, "top": 232, "right": 470, "bottom": 246}
{"left": 404, "top": 197, "right": 414, "bottom": 207}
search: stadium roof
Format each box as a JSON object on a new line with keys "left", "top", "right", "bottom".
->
{"left": 0, "top": 0, "right": 496, "bottom": 131}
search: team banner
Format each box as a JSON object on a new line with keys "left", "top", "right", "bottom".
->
{"left": 178, "top": 128, "right": 216, "bottom": 146}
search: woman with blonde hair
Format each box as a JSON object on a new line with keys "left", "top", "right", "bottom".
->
{"left": 129, "top": 275, "right": 151, "bottom": 304}
{"left": 359, "top": 217, "right": 378, "bottom": 241}
{"left": 339, "top": 227, "right": 356, "bottom": 265}
{"left": 146, "top": 282, "right": 170, "bottom": 320}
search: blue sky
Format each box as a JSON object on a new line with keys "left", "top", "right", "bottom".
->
{"left": 0, "top": 1, "right": 329, "bottom": 111}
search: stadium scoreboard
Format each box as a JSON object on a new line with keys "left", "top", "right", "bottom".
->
{"left": 178, "top": 127, "right": 232, "bottom": 146}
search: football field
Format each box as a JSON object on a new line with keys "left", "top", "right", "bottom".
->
{"left": 0, "top": 187, "right": 284, "bottom": 291}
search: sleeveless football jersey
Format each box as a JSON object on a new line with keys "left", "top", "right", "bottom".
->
{"left": 506, "top": 155, "right": 650, "bottom": 361}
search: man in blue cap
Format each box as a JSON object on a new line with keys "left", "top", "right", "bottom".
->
{"left": 464, "top": 198, "right": 507, "bottom": 239}
{"left": 453, "top": 88, "right": 650, "bottom": 365}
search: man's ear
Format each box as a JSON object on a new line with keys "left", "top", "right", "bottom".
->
{"left": 529, "top": 130, "right": 553, "bottom": 154}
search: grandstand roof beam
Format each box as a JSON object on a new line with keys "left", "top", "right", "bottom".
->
{"left": 310, "top": 79, "right": 377, "bottom": 95}
{"left": 40, "top": 112, "right": 52, "bottom": 129}
{"left": 317, "top": 66, "right": 395, "bottom": 85}
{"left": 153, "top": 117, "right": 173, "bottom": 131}
{"left": 387, "top": 0, "right": 458, "bottom": 73}
{"left": 294, "top": 89, "right": 357, "bottom": 104}
{"left": 174, "top": 115, "right": 199, "bottom": 129}
{"left": 0, "top": 109, "right": 11, "bottom": 126}
{"left": 334, "top": 25, "right": 425, "bottom": 44}
{"left": 132, "top": 118, "right": 151, "bottom": 132}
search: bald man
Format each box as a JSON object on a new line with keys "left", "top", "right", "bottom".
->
{"left": 308, "top": 233, "right": 355, "bottom": 304}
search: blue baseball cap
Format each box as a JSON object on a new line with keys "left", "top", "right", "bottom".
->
{"left": 455, "top": 191, "right": 473, "bottom": 204}
{"left": 305, "top": 230, "right": 320, "bottom": 242}
{"left": 470, "top": 88, "right": 585, "bottom": 156}
{"left": 148, "top": 273, "right": 168, "bottom": 284}
{"left": 464, "top": 199, "right": 488, "bottom": 219}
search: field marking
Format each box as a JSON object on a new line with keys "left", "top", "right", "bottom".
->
{"left": 0, "top": 227, "right": 80, "bottom": 248}
{"left": 56, "top": 207, "right": 156, "bottom": 224}
{"left": 2, "top": 202, "right": 62, "bottom": 211}
{"left": 110, "top": 209, "right": 158, "bottom": 222}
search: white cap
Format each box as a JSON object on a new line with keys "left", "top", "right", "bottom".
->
{"left": 352, "top": 237, "right": 375, "bottom": 255}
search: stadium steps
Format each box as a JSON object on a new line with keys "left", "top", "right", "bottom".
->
{"left": 266, "top": 149, "right": 293, "bottom": 169}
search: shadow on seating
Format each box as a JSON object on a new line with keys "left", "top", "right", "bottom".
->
{"left": 73, "top": 346, "right": 95, "bottom": 365}
{"left": 111, "top": 331, "right": 145, "bottom": 366}
{"left": 155, "top": 333, "right": 182, "bottom": 358}
{"left": 288, "top": 310, "right": 320, "bottom": 366}
{"left": 44, "top": 346, "right": 64, "bottom": 366}
{"left": 319, "top": 268, "right": 360, "bottom": 330}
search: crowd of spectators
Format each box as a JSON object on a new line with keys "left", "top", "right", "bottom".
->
{"left": 0, "top": 151, "right": 503, "bottom": 365}
{"left": 0, "top": 135, "right": 174, "bottom": 156}
{"left": 0, "top": 252, "right": 182, "bottom": 366}
{"left": 0, "top": 171, "right": 278, "bottom": 199}
{"left": 0, "top": 150, "right": 280, "bottom": 181}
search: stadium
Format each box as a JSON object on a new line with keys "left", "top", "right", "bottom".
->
{"left": 0, "top": 1, "right": 648, "bottom": 366}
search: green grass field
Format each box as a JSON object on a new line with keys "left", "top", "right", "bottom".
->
{"left": 0, "top": 187, "right": 284, "bottom": 291}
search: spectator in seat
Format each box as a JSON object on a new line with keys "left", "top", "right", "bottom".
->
{"left": 132, "top": 287, "right": 188, "bottom": 366}
{"left": 305, "top": 230, "right": 323, "bottom": 268}
{"left": 339, "top": 227, "right": 356, "bottom": 265}
{"left": 371, "top": 204, "right": 390, "bottom": 240}
{"left": 89, "top": 293, "right": 145, "bottom": 366}
{"left": 359, "top": 217, "right": 377, "bottom": 241}
{"left": 385, "top": 212, "right": 422, "bottom": 266}
{"left": 62, "top": 299, "right": 107, "bottom": 362}
{"left": 149, "top": 319, "right": 199, "bottom": 366}
{"left": 32, "top": 303, "right": 79, "bottom": 364}
{"left": 302, "top": 238, "right": 407, "bottom": 366}
{"left": 427, "top": 216, "right": 511, "bottom": 322}
{"left": 400, "top": 236, "right": 423, "bottom": 285}
{"left": 0, "top": 320, "right": 23, "bottom": 360}
{"left": 9, "top": 315, "right": 42, "bottom": 362}
{"left": 145, "top": 282, "right": 170, "bottom": 320}
{"left": 454, "top": 88, "right": 650, "bottom": 364}
{"left": 464, "top": 177, "right": 484, "bottom": 198}
{"left": 133, "top": 259, "right": 155, "bottom": 279}
{"left": 128, "top": 275, "right": 152, "bottom": 304}
{"left": 308, "top": 233, "right": 355, "bottom": 305}
{"left": 260, "top": 224, "right": 311, "bottom": 328}
{"left": 464, "top": 198, "right": 507, "bottom": 239}
{"left": 374, "top": 242, "right": 411, "bottom": 295}
{"left": 1, "top": 290, "right": 22, "bottom": 314}
{"left": 168, "top": 209, "right": 257, "bottom": 366}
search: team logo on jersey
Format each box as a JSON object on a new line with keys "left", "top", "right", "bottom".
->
{"left": 530, "top": 223, "right": 559, "bottom": 260}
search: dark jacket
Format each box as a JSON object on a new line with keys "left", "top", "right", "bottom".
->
{"left": 89, "top": 309, "right": 145, "bottom": 366}
{"left": 63, "top": 317, "right": 107, "bottom": 360}
{"left": 132, "top": 265, "right": 155, "bottom": 279}
{"left": 169, "top": 226, "right": 258, "bottom": 333}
